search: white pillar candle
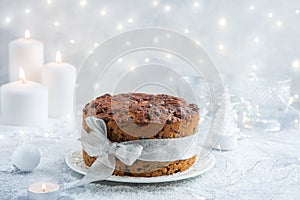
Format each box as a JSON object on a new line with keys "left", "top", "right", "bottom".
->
{"left": 213, "top": 134, "right": 237, "bottom": 151}
{"left": 42, "top": 51, "right": 76, "bottom": 118}
{"left": 9, "top": 30, "right": 44, "bottom": 82}
{"left": 0, "top": 68, "right": 48, "bottom": 126}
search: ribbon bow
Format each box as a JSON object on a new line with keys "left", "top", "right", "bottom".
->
{"left": 67, "top": 117, "right": 143, "bottom": 188}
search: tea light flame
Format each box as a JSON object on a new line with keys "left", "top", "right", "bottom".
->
{"left": 24, "top": 30, "right": 31, "bottom": 39}
{"left": 56, "top": 51, "right": 62, "bottom": 63}
{"left": 19, "top": 68, "right": 26, "bottom": 84}
{"left": 42, "top": 183, "right": 46, "bottom": 192}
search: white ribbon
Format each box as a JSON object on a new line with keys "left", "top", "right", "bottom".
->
{"left": 81, "top": 117, "right": 143, "bottom": 166}
{"left": 65, "top": 117, "right": 200, "bottom": 189}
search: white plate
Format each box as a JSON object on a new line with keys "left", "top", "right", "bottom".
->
{"left": 66, "top": 149, "right": 215, "bottom": 183}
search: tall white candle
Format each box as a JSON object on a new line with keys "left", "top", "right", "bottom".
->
{"left": 42, "top": 51, "right": 76, "bottom": 118}
{"left": 9, "top": 30, "right": 44, "bottom": 82}
{"left": 0, "top": 68, "right": 48, "bottom": 126}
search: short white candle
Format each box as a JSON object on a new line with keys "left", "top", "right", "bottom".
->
{"left": 42, "top": 51, "right": 76, "bottom": 118}
{"left": 0, "top": 68, "right": 48, "bottom": 126}
{"left": 9, "top": 30, "right": 44, "bottom": 82}
{"left": 27, "top": 182, "right": 60, "bottom": 200}
{"left": 213, "top": 134, "right": 237, "bottom": 151}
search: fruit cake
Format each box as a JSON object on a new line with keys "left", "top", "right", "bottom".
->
{"left": 82, "top": 93, "right": 199, "bottom": 177}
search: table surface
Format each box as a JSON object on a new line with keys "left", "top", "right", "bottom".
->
{"left": 0, "top": 119, "right": 299, "bottom": 200}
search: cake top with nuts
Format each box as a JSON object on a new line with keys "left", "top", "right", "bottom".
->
{"left": 83, "top": 93, "right": 199, "bottom": 126}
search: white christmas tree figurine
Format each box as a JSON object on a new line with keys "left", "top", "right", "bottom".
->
{"left": 211, "top": 86, "right": 240, "bottom": 151}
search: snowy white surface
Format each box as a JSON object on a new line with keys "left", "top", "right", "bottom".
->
{"left": 0, "top": 119, "right": 299, "bottom": 200}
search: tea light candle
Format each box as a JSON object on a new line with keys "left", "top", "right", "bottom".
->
{"left": 0, "top": 68, "right": 48, "bottom": 126}
{"left": 9, "top": 30, "right": 44, "bottom": 82}
{"left": 42, "top": 51, "right": 76, "bottom": 118}
{"left": 27, "top": 182, "right": 60, "bottom": 200}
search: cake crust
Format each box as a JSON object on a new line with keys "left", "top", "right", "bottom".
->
{"left": 83, "top": 150, "right": 196, "bottom": 177}
{"left": 82, "top": 93, "right": 199, "bottom": 177}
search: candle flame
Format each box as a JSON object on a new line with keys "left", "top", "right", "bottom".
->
{"left": 56, "top": 51, "right": 62, "bottom": 63}
{"left": 24, "top": 30, "right": 31, "bottom": 39}
{"left": 19, "top": 68, "right": 26, "bottom": 84}
{"left": 42, "top": 183, "right": 46, "bottom": 192}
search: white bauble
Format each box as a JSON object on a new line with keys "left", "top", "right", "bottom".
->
{"left": 12, "top": 144, "right": 41, "bottom": 172}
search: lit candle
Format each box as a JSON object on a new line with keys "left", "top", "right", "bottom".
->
{"left": 41, "top": 51, "right": 76, "bottom": 118}
{"left": 27, "top": 182, "right": 60, "bottom": 200}
{"left": 0, "top": 68, "right": 48, "bottom": 126}
{"left": 9, "top": 30, "right": 44, "bottom": 82}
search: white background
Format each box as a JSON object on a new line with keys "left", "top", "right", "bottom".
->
{"left": 0, "top": 0, "right": 300, "bottom": 94}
